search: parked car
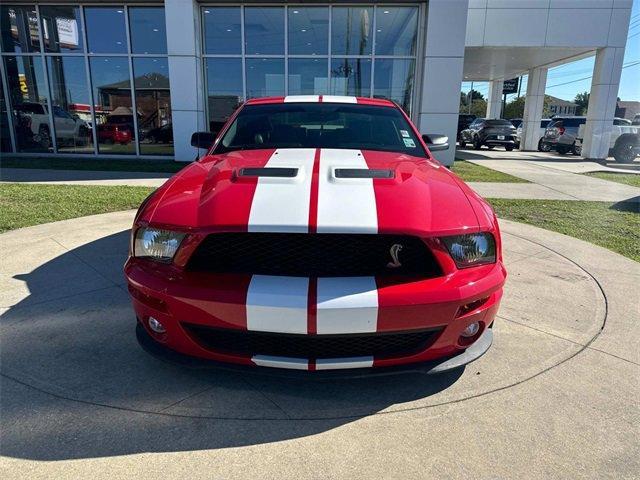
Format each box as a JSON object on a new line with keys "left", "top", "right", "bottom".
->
{"left": 126, "top": 95, "right": 505, "bottom": 373}
{"left": 457, "top": 113, "right": 476, "bottom": 140}
{"left": 97, "top": 123, "right": 132, "bottom": 144}
{"left": 514, "top": 119, "right": 552, "bottom": 150}
{"left": 541, "top": 116, "right": 586, "bottom": 154}
{"left": 14, "top": 103, "right": 91, "bottom": 148}
{"left": 509, "top": 118, "right": 523, "bottom": 129}
{"left": 459, "top": 118, "right": 517, "bottom": 150}
{"left": 575, "top": 121, "right": 640, "bottom": 163}
{"left": 146, "top": 123, "right": 173, "bottom": 143}
{"left": 632, "top": 114, "right": 640, "bottom": 126}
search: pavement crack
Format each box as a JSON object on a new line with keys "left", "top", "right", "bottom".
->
{"left": 156, "top": 385, "right": 216, "bottom": 413}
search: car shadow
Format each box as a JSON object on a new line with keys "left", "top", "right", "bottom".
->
{"left": 1, "top": 231, "right": 463, "bottom": 461}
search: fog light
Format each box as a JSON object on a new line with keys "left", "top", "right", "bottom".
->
{"left": 461, "top": 322, "right": 480, "bottom": 338}
{"left": 148, "top": 316, "right": 166, "bottom": 334}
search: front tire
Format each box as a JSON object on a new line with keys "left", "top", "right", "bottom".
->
{"left": 473, "top": 137, "right": 482, "bottom": 150}
{"left": 505, "top": 145, "right": 514, "bottom": 151}
{"left": 556, "top": 145, "right": 570, "bottom": 155}
{"left": 613, "top": 137, "right": 639, "bottom": 163}
{"left": 539, "top": 139, "right": 551, "bottom": 152}
{"left": 459, "top": 140, "right": 466, "bottom": 148}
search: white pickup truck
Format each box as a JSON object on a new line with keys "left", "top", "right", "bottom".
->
{"left": 576, "top": 122, "right": 640, "bottom": 163}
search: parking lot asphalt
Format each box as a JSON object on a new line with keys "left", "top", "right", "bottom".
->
{"left": 1, "top": 211, "right": 638, "bottom": 479}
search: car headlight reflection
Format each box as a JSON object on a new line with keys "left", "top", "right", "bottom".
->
{"left": 441, "top": 232, "right": 496, "bottom": 268}
{"left": 134, "top": 228, "right": 185, "bottom": 262}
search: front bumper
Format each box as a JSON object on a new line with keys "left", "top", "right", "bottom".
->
{"left": 125, "top": 258, "right": 506, "bottom": 371}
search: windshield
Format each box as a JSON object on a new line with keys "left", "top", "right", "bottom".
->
{"left": 215, "top": 103, "right": 426, "bottom": 156}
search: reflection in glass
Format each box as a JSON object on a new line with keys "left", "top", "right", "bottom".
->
{"left": 85, "top": 7, "right": 127, "bottom": 54}
{"left": 90, "top": 57, "right": 135, "bottom": 154}
{"left": 0, "top": 5, "right": 40, "bottom": 53}
{"left": 133, "top": 58, "right": 172, "bottom": 156}
{"left": 244, "top": 7, "right": 284, "bottom": 55}
{"left": 203, "top": 7, "right": 241, "bottom": 55}
{"left": 40, "top": 5, "right": 84, "bottom": 53}
{"left": 47, "top": 56, "right": 93, "bottom": 153}
{"left": 374, "top": 59, "right": 415, "bottom": 115}
{"left": 205, "top": 58, "right": 243, "bottom": 132}
{"left": 0, "top": 73, "right": 12, "bottom": 152}
{"left": 4, "top": 56, "right": 52, "bottom": 153}
{"left": 246, "top": 59, "right": 285, "bottom": 99}
{"left": 288, "top": 58, "right": 328, "bottom": 95}
{"left": 375, "top": 7, "right": 418, "bottom": 56}
{"left": 129, "top": 7, "right": 167, "bottom": 55}
{"left": 330, "top": 58, "right": 371, "bottom": 97}
{"left": 288, "top": 7, "right": 328, "bottom": 56}
{"left": 331, "top": 7, "right": 372, "bottom": 56}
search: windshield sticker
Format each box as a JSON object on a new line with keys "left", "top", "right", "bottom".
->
{"left": 400, "top": 130, "right": 410, "bottom": 138}
{"left": 403, "top": 138, "right": 416, "bottom": 148}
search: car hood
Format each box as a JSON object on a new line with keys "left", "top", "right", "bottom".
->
{"left": 143, "top": 148, "right": 481, "bottom": 237}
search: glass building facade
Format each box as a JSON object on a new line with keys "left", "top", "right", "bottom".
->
{"left": 0, "top": 4, "right": 173, "bottom": 156}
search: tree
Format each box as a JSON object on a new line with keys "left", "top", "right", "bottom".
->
{"left": 460, "top": 89, "right": 487, "bottom": 114}
{"left": 504, "top": 96, "right": 525, "bottom": 119}
{"left": 468, "top": 99, "right": 487, "bottom": 117}
{"left": 574, "top": 92, "right": 590, "bottom": 115}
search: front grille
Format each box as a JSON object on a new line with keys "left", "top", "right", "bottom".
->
{"left": 182, "top": 323, "right": 442, "bottom": 359}
{"left": 187, "top": 233, "right": 441, "bottom": 277}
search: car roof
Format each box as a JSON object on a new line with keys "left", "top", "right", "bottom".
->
{"left": 244, "top": 95, "right": 397, "bottom": 107}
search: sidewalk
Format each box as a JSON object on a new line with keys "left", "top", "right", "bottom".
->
{"left": 0, "top": 168, "right": 171, "bottom": 187}
{"left": 458, "top": 150, "right": 640, "bottom": 203}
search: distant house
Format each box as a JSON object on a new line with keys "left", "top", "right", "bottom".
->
{"left": 547, "top": 96, "right": 579, "bottom": 116}
{"left": 615, "top": 101, "right": 640, "bottom": 120}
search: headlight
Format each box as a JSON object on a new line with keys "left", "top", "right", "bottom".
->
{"left": 134, "top": 228, "right": 185, "bottom": 262}
{"left": 441, "top": 232, "right": 496, "bottom": 268}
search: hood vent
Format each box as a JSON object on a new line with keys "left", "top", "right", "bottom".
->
{"left": 334, "top": 168, "right": 394, "bottom": 179}
{"left": 238, "top": 167, "right": 298, "bottom": 178}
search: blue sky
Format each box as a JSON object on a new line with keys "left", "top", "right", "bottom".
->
{"left": 462, "top": 0, "right": 639, "bottom": 104}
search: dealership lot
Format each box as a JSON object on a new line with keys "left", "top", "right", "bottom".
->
{"left": 1, "top": 211, "right": 637, "bottom": 479}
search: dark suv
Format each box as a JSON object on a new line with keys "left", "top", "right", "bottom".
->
{"left": 541, "top": 117, "right": 586, "bottom": 154}
{"left": 459, "top": 118, "right": 517, "bottom": 151}
{"left": 457, "top": 114, "right": 476, "bottom": 140}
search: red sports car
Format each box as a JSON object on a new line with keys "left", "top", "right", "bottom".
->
{"left": 125, "top": 96, "right": 506, "bottom": 374}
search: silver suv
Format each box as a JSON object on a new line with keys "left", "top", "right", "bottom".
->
{"left": 541, "top": 117, "right": 586, "bottom": 154}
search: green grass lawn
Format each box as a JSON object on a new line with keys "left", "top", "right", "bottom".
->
{"left": 452, "top": 160, "right": 528, "bottom": 183}
{"left": 584, "top": 171, "right": 640, "bottom": 188}
{"left": 1, "top": 155, "right": 186, "bottom": 173}
{"left": 0, "top": 183, "right": 154, "bottom": 233}
{"left": 489, "top": 198, "right": 640, "bottom": 262}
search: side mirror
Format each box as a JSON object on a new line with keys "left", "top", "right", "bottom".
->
{"left": 422, "top": 134, "right": 449, "bottom": 152}
{"left": 190, "top": 131, "right": 217, "bottom": 149}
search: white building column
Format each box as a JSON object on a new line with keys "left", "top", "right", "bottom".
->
{"left": 521, "top": 67, "right": 548, "bottom": 151}
{"left": 485, "top": 80, "right": 503, "bottom": 119}
{"left": 165, "top": 0, "right": 207, "bottom": 162}
{"left": 581, "top": 47, "right": 626, "bottom": 160}
{"left": 417, "top": 0, "right": 469, "bottom": 167}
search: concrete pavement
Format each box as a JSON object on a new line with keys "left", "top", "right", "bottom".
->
{"left": 0, "top": 167, "right": 171, "bottom": 187}
{"left": 0, "top": 211, "right": 638, "bottom": 479}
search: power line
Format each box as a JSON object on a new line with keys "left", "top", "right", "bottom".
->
{"left": 546, "top": 60, "right": 640, "bottom": 89}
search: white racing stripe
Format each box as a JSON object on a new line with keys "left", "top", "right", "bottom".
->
{"left": 317, "top": 149, "right": 378, "bottom": 233}
{"left": 322, "top": 95, "right": 357, "bottom": 104}
{"left": 246, "top": 275, "right": 309, "bottom": 334}
{"left": 252, "top": 355, "right": 309, "bottom": 370}
{"left": 316, "top": 277, "right": 379, "bottom": 334}
{"left": 248, "top": 148, "right": 316, "bottom": 233}
{"left": 284, "top": 95, "right": 320, "bottom": 103}
{"left": 316, "top": 357, "right": 374, "bottom": 370}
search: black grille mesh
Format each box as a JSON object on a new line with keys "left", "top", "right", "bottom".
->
{"left": 187, "top": 233, "right": 441, "bottom": 277}
{"left": 182, "top": 323, "right": 442, "bottom": 359}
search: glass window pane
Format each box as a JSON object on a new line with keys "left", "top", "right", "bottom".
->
{"left": 47, "top": 56, "right": 93, "bottom": 154}
{"left": 133, "top": 58, "right": 172, "bottom": 156}
{"left": 375, "top": 7, "right": 418, "bottom": 56}
{"left": 0, "top": 5, "right": 40, "bottom": 53}
{"left": 288, "top": 7, "right": 328, "bottom": 56}
{"left": 288, "top": 58, "right": 328, "bottom": 95}
{"left": 129, "top": 7, "right": 167, "bottom": 55}
{"left": 374, "top": 59, "right": 415, "bottom": 115}
{"left": 205, "top": 58, "right": 243, "bottom": 132}
{"left": 4, "top": 56, "right": 52, "bottom": 153}
{"left": 85, "top": 7, "right": 127, "bottom": 54}
{"left": 90, "top": 57, "right": 135, "bottom": 154}
{"left": 203, "top": 7, "right": 241, "bottom": 55}
{"left": 0, "top": 76, "right": 11, "bottom": 152}
{"left": 330, "top": 58, "right": 371, "bottom": 97}
{"left": 40, "top": 6, "right": 84, "bottom": 53}
{"left": 331, "top": 7, "right": 372, "bottom": 56}
{"left": 244, "top": 7, "right": 284, "bottom": 55}
{"left": 246, "top": 58, "right": 284, "bottom": 99}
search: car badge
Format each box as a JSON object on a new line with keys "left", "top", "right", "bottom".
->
{"left": 387, "top": 244, "right": 403, "bottom": 268}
